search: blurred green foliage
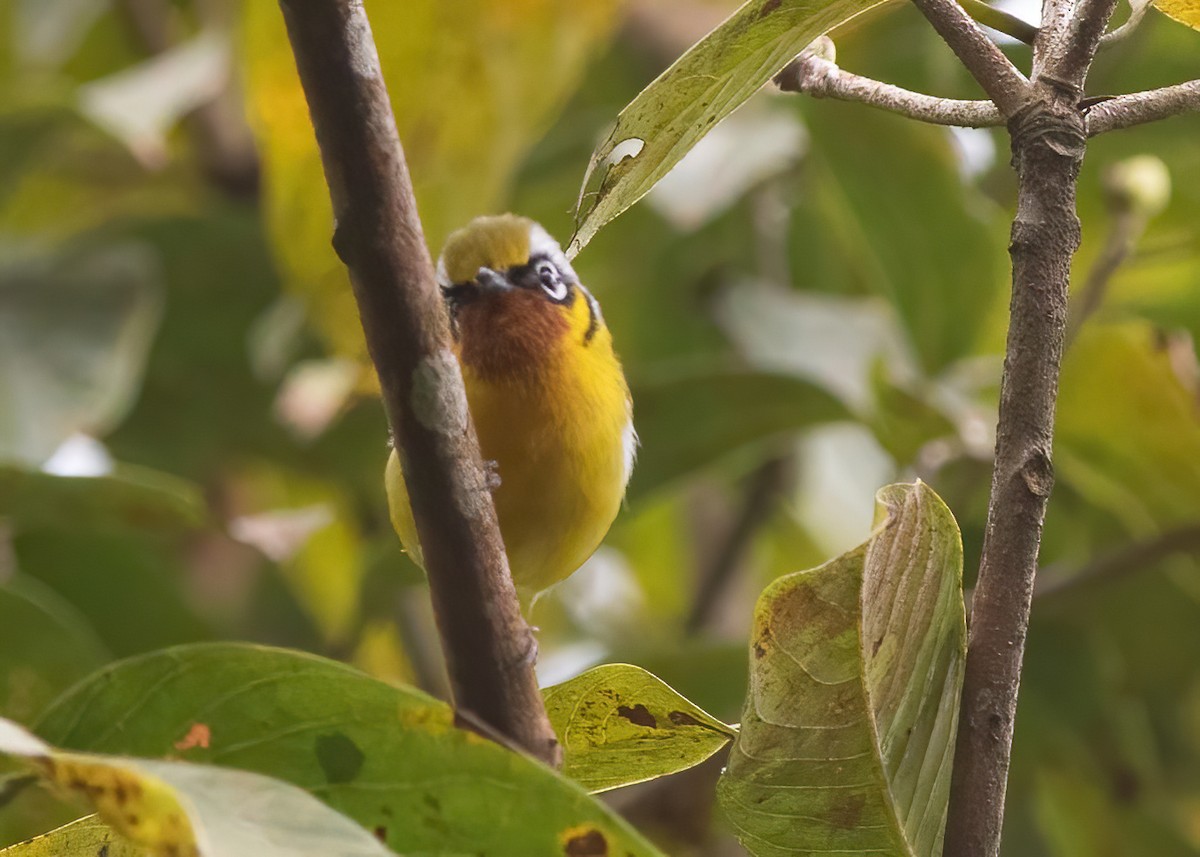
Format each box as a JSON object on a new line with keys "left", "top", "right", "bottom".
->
{"left": 0, "top": 0, "right": 1198, "bottom": 854}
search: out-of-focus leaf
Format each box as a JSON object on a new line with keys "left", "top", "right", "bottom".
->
{"left": 1055, "top": 323, "right": 1200, "bottom": 536}
{"left": 799, "top": 102, "right": 1008, "bottom": 372}
{"left": 240, "top": 0, "right": 619, "bottom": 358}
{"left": 569, "top": 0, "right": 887, "bottom": 255}
{"left": 0, "top": 576, "right": 108, "bottom": 724}
{"left": 0, "top": 243, "right": 161, "bottom": 465}
{"left": 544, "top": 663, "right": 736, "bottom": 793}
{"left": 0, "top": 717, "right": 397, "bottom": 857}
{"left": 718, "top": 481, "right": 966, "bottom": 857}
{"left": 37, "top": 643, "right": 667, "bottom": 857}
{"left": 0, "top": 464, "right": 205, "bottom": 534}
{"left": 1156, "top": 0, "right": 1200, "bottom": 29}
{"left": 226, "top": 465, "right": 364, "bottom": 646}
{"left": 13, "top": 530, "right": 214, "bottom": 658}
{"left": 78, "top": 31, "right": 230, "bottom": 167}
{"left": 628, "top": 367, "right": 850, "bottom": 502}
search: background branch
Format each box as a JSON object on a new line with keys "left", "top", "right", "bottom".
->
{"left": 907, "top": 0, "right": 1030, "bottom": 116}
{"left": 277, "top": 0, "right": 559, "bottom": 765}
{"left": 775, "top": 41, "right": 1003, "bottom": 128}
{"left": 1087, "top": 80, "right": 1200, "bottom": 135}
{"left": 1035, "top": 523, "right": 1200, "bottom": 604}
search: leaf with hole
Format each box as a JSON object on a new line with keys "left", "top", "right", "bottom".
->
{"left": 569, "top": 0, "right": 889, "bottom": 255}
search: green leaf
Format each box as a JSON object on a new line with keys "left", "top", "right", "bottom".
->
{"left": 568, "top": 0, "right": 888, "bottom": 255}
{"left": 0, "top": 576, "right": 108, "bottom": 725}
{"left": 0, "top": 816, "right": 142, "bottom": 857}
{"left": 627, "top": 367, "right": 849, "bottom": 502}
{"left": 0, "top": 243, "right": 161, "bottom": 465}
{"left": 718, "top": 481, "right": 966, "bottom": 857}
{"left": 0, "top": 464, "right": 205, "bottom": 534}
{"left": 544, "top": 663, "right": 736, "bottom": 793}
{"left": 0, "top": 717, "right": 397, "bottom": 857}
{"left": 36, "top": 643, "right": 666, "bottom": 857}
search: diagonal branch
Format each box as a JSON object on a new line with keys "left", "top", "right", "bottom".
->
{"left": 276, "top": 0, "right": 559, "bottom": 765}
{"left": 1041, "top": 0, "right": 1121, "bottom": 88}
{"left": 907, "top": 0, "right": 1031, "bottom": 116}
{"left": 775, "top": 43, "right": 1003, "bottom": 128}
{"left": 1086, "top": 80, "right": 1200, "bottom": 135}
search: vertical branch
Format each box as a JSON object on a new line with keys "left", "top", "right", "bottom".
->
{"left": 277, "top": 0, "right": 559, "bottom": 765}
{"left": 942, "top": 0, "right": 1116, "bottom": 851}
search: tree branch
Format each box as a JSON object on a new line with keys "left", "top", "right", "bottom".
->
{"left": 1042, "top": 0, "right": 1121, "bottom": 90}
{"left": 1086, "top": 80, "right": 1200, "bottom": 135}
{"left": 1035, "top": 523, "right": 1200, "bottom": 604}
{"left": 942, "top": 77, "right": 1087, "bottom": 857}
{"left": 277, "top": 0, "right": 560, "bottom": 765}
{"left": 775, "top": 43, "right": 1003, "bottom": 128}
{"left": 907, "top": 0, "right": 1030, "bottom": 116}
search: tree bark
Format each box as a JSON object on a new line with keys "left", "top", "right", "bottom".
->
{"left": 277, "top": 0, "right": 559, "bottom": 766}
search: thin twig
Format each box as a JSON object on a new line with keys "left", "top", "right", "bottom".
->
{"left": 1035, "top": 523, "right": 1200, "bottom": 604}
{"left": 960, "top": 0, "right": 1040, "bottom": 44}
{"left": 277, "top": 0, "right": 559, "bottom": 765}
{"left": 775, "top": 43, "right": 1003, "bottom": 128}
{"left": 907, "top": 0, "right": 1030, "bottom": 116}
{"left": 1100, "top": 0, "right": 1151, "bottom": 45}
{"left": 1086, "top": 80, "right": 1200, "bottom": 135}
{"left": 685, "top": 456, "right": 792, "bottom": 635}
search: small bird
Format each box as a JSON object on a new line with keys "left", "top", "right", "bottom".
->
{"left": 386, "top": 214, "right": 635, "bottom": 603}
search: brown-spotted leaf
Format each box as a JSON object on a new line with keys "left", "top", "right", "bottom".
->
{"left": 718, "top": 481, "right": 966, "bottom": 857}
{"left": 544, "top": 663, "right": 736, "bottom": 793}
{"left": 0, "top": 718, "right": 396, "bottom": 857}
{"left": 0, "top": 816, "right": 142, "bottom": 857}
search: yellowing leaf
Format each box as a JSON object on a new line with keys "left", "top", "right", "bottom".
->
{"left": 570, "top": 0, "right": 888, "bottom": 255}
{"left": 544, "top": 663, "right": 736, "bottom": 793}
{"left": 240, "top": 0, "right": 619, "bottom": 358}
{"left": 0, "top": 718, "right": 396, "bottom": 857}
{"left": 718, "top": 481, "right": 966, "bottom": 857}
{"left": 0, "top": 816, "right": 142, "bottom": 857}
{"left": 1156, "top": 0, "right": 1200, "bottom": 29}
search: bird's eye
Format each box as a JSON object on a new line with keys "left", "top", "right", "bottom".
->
{"left": 536, "top": 261, "right": 569, "bottom": 301}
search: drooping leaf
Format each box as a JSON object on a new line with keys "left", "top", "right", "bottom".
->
{"left": 0, "top": 576, "right": 108, "bottom": 725}
{"left": 627, "top": 367, "right": 850, "bottom": 502}
{"left": 240, "top": 0, "right": 619, "bottom": 358}
{"left": 0, "top": 243, "right": 161, "bottom": 465}
{"left": 0, "top": 718, "right": 397, "bottom": 857}
{"left": 718, "top": 481, "right": 966, "bottom": 857}
{"left": 36, "top": 643, "right": 666, "bottom": 857}
{"left": 544, "top": 663, "right": 736, "bottom": 793}
{"left": 569, "top": 0, "right": 888, "bottom": 255}
{"left": 0, "top": 816, "right": 142, "bottom": 857}
{"left": 0, "top": 464, "right": 205, "bottom": 534}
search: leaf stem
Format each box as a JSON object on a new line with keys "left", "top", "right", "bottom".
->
{"left": 276, "top": 0, "right": 560, "bottom": 766}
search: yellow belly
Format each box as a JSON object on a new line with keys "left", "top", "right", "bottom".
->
{"left": 386, "top": 350, "right": 632, "bottom": 600}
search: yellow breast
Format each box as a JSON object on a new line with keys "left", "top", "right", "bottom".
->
{"left": 386, "top": 284, "right": 633, "bottom": 602}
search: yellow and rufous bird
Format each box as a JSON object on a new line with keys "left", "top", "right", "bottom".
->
{"left": 386, "top": 214, "right": 635, "bottom": 603}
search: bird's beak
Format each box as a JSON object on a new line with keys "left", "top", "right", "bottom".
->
{"left": 474, "top": 267, "right": 512, "bottom": 293}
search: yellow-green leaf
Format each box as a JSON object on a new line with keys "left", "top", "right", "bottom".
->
{"left": 1156, "top": 0, "right": 1200, "bottom": 29}
{"left": 0, "top": 718, "right": 396, "bottom": 857}
{"left": 544, "top": 663, "right": 736, "bottom": 793}
{"left": 569, "top": 0, "right": 888, "bottom": 255}
{"left": 0, "top": 816, "right": 142, "bottom": 857}
{"left": 718, "top": 481, "right": 966, "bottom": 857}
{"left": 240, "top": 0, "right": 619, "bottom": 359}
